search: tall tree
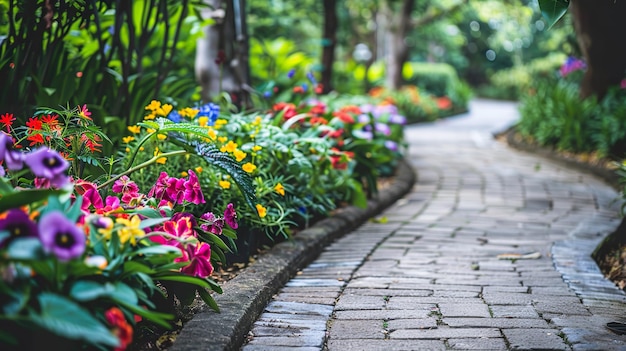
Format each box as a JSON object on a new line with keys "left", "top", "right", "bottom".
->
{"left": 321, "top": 0, "right": 338, "bottom": 93}
{"left": 570, "top": 0, "right": 626, "bottom": 99}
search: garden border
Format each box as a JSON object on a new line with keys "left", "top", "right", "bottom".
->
{"left": 170, "top": 158, "right": 416, "bottom": 351}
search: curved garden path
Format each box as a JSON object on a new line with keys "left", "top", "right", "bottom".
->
{"left": 241, "top": 99, "right": 626, "bottom": 351}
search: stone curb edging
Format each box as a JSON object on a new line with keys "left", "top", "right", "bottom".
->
{"left": 170, "top": 158, "right": 416, "bottom": 351}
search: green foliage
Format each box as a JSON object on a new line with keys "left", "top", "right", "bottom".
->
{"left": 538, "top": 0, "right": 570, "bottom": 29}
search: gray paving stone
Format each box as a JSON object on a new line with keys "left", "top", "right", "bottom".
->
{"left": 448, "top": 337, "right": 508, "bottom": 350}
{"left": 490, "top": 305, "right": 539, "bottom": 319}
{"left": 334, "top": 309, "right": 431, "bottom": 320}
{"left": 326, "top": 339, "right": 447, "bottom": 351}
{"left": 502, "top": 328, "right": 569, "bottom": 350}
{"left": 439, "top": 302, "right": 491, "bottom": 318}
{"left": 328, "top": 319, "right": 385, "bottom": 339}
{"left": 390, "top": 327, "right": 501, "bottom": 339}
{"left": 443, "top": 317, "right": 550, "bottom": 329}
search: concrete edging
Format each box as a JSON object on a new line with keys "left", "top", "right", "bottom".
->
{"left": 170, "top": 158, "right": 416, "bottom": 351}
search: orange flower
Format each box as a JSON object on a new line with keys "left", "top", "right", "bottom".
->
{"left": 436, "top": 97, "right": 452, "bottom": 110}
{"left": 332, "top": 111, "right": 355, "bottom": 124}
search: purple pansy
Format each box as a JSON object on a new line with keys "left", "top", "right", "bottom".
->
{"left": 23, "top": 148, "right": 69, "bottom": 188}
{"left": 200, "top": 212, "right": 225, "bottom": 235}
{"left": 38, "top": 211, "right": 86, "bottom": 261}
{"left": 0, "top": 209, "right": 38, "bottom": 247}
{"left": 0, "top": 132, "right": 23, "bottom": 171}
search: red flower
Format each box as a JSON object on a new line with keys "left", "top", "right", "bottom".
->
{"left": 332, "top": 111, "right": 355, "bottom": 124}
{"left": 27, "top": 133, "right": 44, "bottom": 146}
{"left": 309, "top": 117, "right": 328, "bottom": 125}
{"left": 436, "top": 97, "right": 452, "bottom": 110}
{"left": 339, "top": 105, "right": 362, "bottom": 115}
{"left": 0, "top": 113, "right": 15, "bottom": 131}
{"left": 272, "top": 102, "right": 297, "bottom": 120}
{"left": 26, "top": 117, "right": 42, "bottom": 131}
{"left": 41, "top": 114, "right": 59, "bottom": 125}
{"left": 314, "top": 83, "right": 324, "bottom": 94}
{"left": 105, "top": 307, "right": 133, "bottom": 351}
{"left": 293, "top": 86, "right": 305, "bottom": 94}
{"left": 309, "top": 103, "right": 326, "bottom": 116}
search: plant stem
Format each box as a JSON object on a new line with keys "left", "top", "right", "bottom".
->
{"left": 97, "top": 150, "right": 188, "bottom": 190}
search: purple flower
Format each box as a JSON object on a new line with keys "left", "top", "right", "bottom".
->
{"left": 0, "top": 209, "right": 38, "bottom": 247}
{"left": 560, "top": 56, "right": 586, "bottom": 77}
{"left": 200, "top": 212, "right": 224, "bottom": 235}
{"left": 384, "top": 140, "right": 399, "bottom": 151}
{"left": 0, "top": 132, "right": 23, "bottom": 171}
{"left": 183, "top": 170, "right": 205, "bottom": 205}
{"left": 38, "top": 211, "right": 86, "bottom": 261}
{"left": 357, "top": 114, "right": 371, "bottom": 124}
{"left": 307, "top": 71, "right": 317, "bottom": 85}
{"left": 112, "top": 175, "right": 139, "bottom": 194}
{"left": 375, "top": 122, "right": 391, "bottom": 136}
{"left": 287, "top": 69, "right": 296, "bottom": 79}
{"left": 353, "top": 130, "right": 373, "bottom": 140}
{"left": 388, "top": 114, "right": 407, "bottom": 125}
{"left": 223, "top": 203, "right": 238, "bottom": 229}
{"left": 23, "top": 148, "right": 69, "bottom": 188}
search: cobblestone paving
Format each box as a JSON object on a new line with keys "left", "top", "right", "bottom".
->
{"left": 242, "top": 100, "right": 626, "bottom": 351}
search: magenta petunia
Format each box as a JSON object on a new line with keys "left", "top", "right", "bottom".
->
{"left": 200, "top": 212, "right": 224, "bottom": 235}
{"left": 111, "top": 175, "right": 139, "bottom": 194}
{"left": 165, "top": 177, "right": 186, "bottom": 205}
{"left": 162, "top": 214, "right": 196, "bottom": 242}
{"left": 223, "top": 203, "right": 238, "bottom": 229}
{"left": 183, "top": 170, "right": 205, "bottom": 205}
{"left": 0, "top": 209, "right": 38, "bottom": 247}
{"left": 176, "top": 242, "right": 214, "bottom": 278}
{"left": 38, "top": 211, "right": 86, "bottom": 261}
{"left": 148, "top": 172, "right": 171, "bottom": 201}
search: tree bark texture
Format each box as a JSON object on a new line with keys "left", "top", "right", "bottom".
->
{"left": 570, "top": 0, "right": 626, "bottom": 99}
{"left": 321, "top": 0, "right": 337, "bottom": 94}
{"left": 385, "top": 0, "right": 415, "bottom": 90}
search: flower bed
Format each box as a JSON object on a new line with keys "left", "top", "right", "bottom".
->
{"left": 0, "top": 84, "right": 406, "bottom": 350}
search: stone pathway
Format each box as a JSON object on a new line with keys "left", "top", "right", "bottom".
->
{"left": 241, "top": 100, "right": 626, "bottom": 351}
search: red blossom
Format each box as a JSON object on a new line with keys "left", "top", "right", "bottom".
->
{"left": 332, "top": 111, "right": 355, "bottom": 124}
{"left": 27, "top": 133, "right": 44, "bottom": 146}
{"left": 41, "top": 114, "right": 59, "bottom": 125}
{"left": 26, "top": 117, "right": 42, "bottom": 131}
{"left": 0, "top": 113, "right": 15, "bottom": 131}
{"left": 105, "top": 307, "right": 133, "bottom": 351}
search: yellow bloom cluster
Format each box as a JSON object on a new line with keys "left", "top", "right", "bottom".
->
{"left": 179, "top": 107, "right": 199, "bottom": 119}
{"left": 274, "top": 183, "right": 285, "bottom": 196}
{"left": 144, "top": 100, "right": 173, "bottom": 120}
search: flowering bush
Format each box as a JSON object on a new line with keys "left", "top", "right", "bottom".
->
{"left": 0, "top": 106, "right": 249, "bottom": 350}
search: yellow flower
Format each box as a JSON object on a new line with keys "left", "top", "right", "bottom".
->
{"left": 220, "top": 140, "right": 238, "bottom": 153}
{"left": 159, "top": 104, "right": 173, "bottom": 116}
{"left": 233, "top": 149, "right": 247, "bottom": 162}
{"left": 195, "top": 166, "right": 203, "bottom": 173}
{"left": 125, "top": 147, "right": 130, "bottom": 153}
{"left": 144, "top": 113, "right": 156, "bottom": 120}
{"left": 139, "top": 146, "right": 145, "bottom": 151}
{"left": 207, "top": 128, "right": 217, "bottom": 141}
{"left": 157, "top": 134, "right": 167, "bottom": 141}
{"left": 127, "top": 125, "right": 141, "bottom": 134}
{"left": 198, "top": 116, "right": 209, "bottom": 127}
{"left": 274, "top": 183, "right": 285, "bottom": 196}
{"left": 181, "top": 171, "right": 189, "bottom": 177}
{"left": 146, "top": 128, "right": 156, "bottom": 134}
{"left": 154, "top": 147, "right": 166, "bottom": 164}
{"left": 145, "top": 100, "right": 161, "bottom": 111}
{"left": 256, "top": 204, "right": 267, "bottom": 218}
{"left": 219, "top": 180, "right": 231, "bottom": 189}
{"left": 218, "top": 136, "right": 228, "bottom": 143}
{"left": 122, "top": 136, "right": 135, "bottom": 144}
{"left": 252, "top": 145, "right": 262, "bottom": 152}
{"left": 115, "top": 215, "right": 145, "bottom": 246}
{"left": 252, "top": 116, "right": 262, "bottom": 126}
{"left": 179, "top": 107, "right": 199, "bottom": 119}
{"left": 242, "top": 162, "right": 257, "bottom": 173}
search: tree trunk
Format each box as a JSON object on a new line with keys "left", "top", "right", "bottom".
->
{"left": 321, "top": 0, "right": 337, "bottom": 94}
{"left": 385, "top": 0, "right": 415, "bottom": 90}
{"left": 570, "top": 0, "right": 626, "bottom": 99}
{"left": 195, "top": 0, "right": 251, "bottom": 106}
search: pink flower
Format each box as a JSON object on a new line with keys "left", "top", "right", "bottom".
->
{"left": 165, "top": 177, "right": 186, "bottom": 205}
{"left": 148, "top": 172, "right": 170, "bottom": 201}
{"left": 176, "top": 242, "right": 214, "bottom": 278}
{"left": 162, "top": 214, "right": 196, "bottom": 242}
{"left": 183, "top": 170, "right": 205, "bottom": 204}
{"left": 620, "top": 79, "right": 626, "bottom": 90}
{"left": 75, "top": 179, "right": 103, "bottom": 211}
{"left": 223, "top": 203, "right": 238, "bottom": 229}
{"left": 112, "top": 175, "right": 139, "bottom": 194}
{"left": 200, "top": 212, "right": 224, "bottom": 235}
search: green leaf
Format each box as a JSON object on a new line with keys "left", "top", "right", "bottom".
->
{"left": 33, "top": 293, "right": 120, "bottom": 347}
{"left": 538, "top": 0, "right": 570, "bottom": 29}
{"left": 70, "top": 281, "right": 115, "bottom": 301}
{"left": 155, "top": 274, "right": 211, "bottom": 290}
{"left": 138, "top": 217, "right": 170, "bottom": 229}
{"left": 6, "top": 238, "right": 43, "bottom": 260}
{"left": 197, "top": 288, "right": 220, "bottom": 312}
{"left": 0, "top": 189, "right": 63, "bottom": 213}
